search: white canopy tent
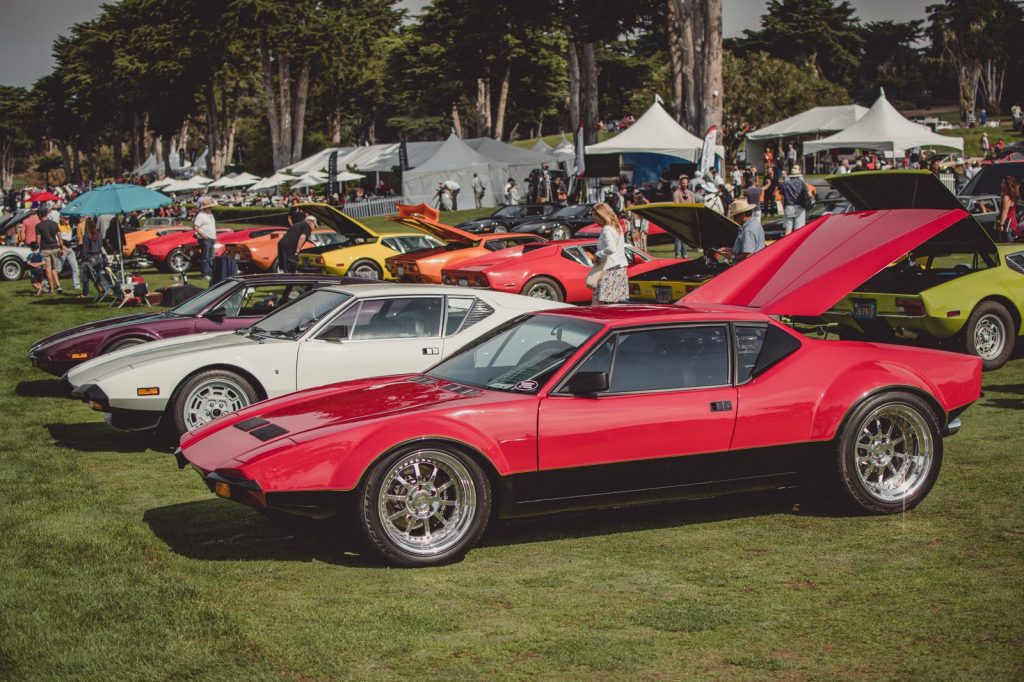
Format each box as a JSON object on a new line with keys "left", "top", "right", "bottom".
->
{"left": 466, "top": 137, "right": 548, "bottom": 186}
{"left": 744, "top": 104, "right": 867, "bottom": 166}
{"left": 146, "top": 178, "right": 173, "bottom": 190}
{"left": 530, "top": 138, "right": 556, "bottom": 158}
{"left": 210, "top": 172, "right": 262, "bottom": 189}
{"left": 189, "top": 174, "right": 214, "bottom": 185}
{"left": 161, "top": 178, "right": 208, "bottom": 193}
{"left": 248, "top": 171, "right": 298, "bottom": 192}
{"left": 292, "top": 171, "right": 328, "bottom": 190}
{"left": 402, "top": 134, "right": 508, "bottom": 208}
{"left": 586, "top": 100, "right": 705, "bottom": 161}
{"left": 283, "top": 147, "right": 353, "bottom": 175}
{"left": 803, "top": 91, "right": 964, "bottom": 156}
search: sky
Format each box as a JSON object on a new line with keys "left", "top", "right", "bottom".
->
{"left": 0, "top": 0, "right": 936, "bottom": 88}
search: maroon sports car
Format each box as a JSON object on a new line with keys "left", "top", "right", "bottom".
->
{"left": 29, "top": 274, "right": 349, "bottom": 376}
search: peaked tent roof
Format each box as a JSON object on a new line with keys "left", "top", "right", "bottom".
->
{"left": 803, "top": 91, "right": 963, "bottom": 154}
{"left": 746, "top": 104, "right": 868, "bottom": 140}
{"left": 410, "top": 133, "right": 497, "bottom": 172}
{"left": 586, "top": 100, "right": 704, "bottom": 160}
{"left": 466, "top": 137, "right": 547, "bottom": 164}
{"left": 531, "top": 138, "right": 555, "bottom": 156}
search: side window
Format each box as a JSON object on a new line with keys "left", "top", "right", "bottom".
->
{"left": 349, "top": 297, "right": 443, "bottom": 339}
{"left": 381, "top": 237, "right": 403, "bottom": 252}
{"left": 624, "top": 245, "right": 651, "bottom": 263}
{"left": 607, "top": 326, "right": 729, "bottom": 393}
{"left": 526, "top": 206, "right": 545, "bottom": 216}
{"left": 560, "top": 246, "right": 590, "bottom": 266}
{"left": 211, "top": 287, "right": 247, "bottom": 317}
{"left": 316, "top": 302, "right": 360, "bottom": 341}
{"left": 445, "top": 297, "right": 475, "bottom": 335}
{"left": 575, "top": 335, "right": 615, "bottom": 375}
{"left": 735, "top": 325, "right": 767, "bottom": 383}
{"left": 237, "top": 285, "right": 291, "bottom": 316}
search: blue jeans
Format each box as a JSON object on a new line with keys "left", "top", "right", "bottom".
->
{"left": 199, "top": 238, "right": 215, "bottom": 278}
{"left": 674, "top": 239, "right": 688, "bottom": 258}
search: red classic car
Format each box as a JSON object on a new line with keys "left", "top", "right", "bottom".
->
{"left": 440, "top": 239, "right": 681, "bottom": 303}
{"left": 133, "top": 227, "right": 233, "bottom": 273}
{"left": 29, "top": 274, "right": 348, "bottom": 376}
{"left": 183, "top": 227, "right": 287, "bottom": 264}
{"left": 177, "top": 206, "right": 982, "bottom": 567}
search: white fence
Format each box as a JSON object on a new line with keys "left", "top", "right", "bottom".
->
{"left": 341, "top": 196, "right": 405, "bottom": 220}
{"left": 937, "top": 171, "right": 957, "bottom": 194}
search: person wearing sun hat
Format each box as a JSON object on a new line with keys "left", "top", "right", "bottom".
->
{"left": 193, "top": 196, "right": 217, "bottom": 280}
{"left": 720, "top": 197, "right": 764, "bottom": 262}
{"left": 781, "top": 163, "right": 809, "bottom": 235}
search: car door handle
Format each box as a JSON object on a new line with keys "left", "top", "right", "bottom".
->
{"left": 422, "top": 347, "right": 440, "bottom": 355}
{"left": 710, "top": 401, "right": 733, "bottom": 412}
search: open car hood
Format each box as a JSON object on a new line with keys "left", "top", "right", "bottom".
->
{"left": 630, "top": 203, "right": 739, "bottom": 250}
{"left": 294, "top": 203, "right": 376, "bottom": 241}
{"left": 389, "top": 203, "right": 475, "bottom": 244}
{"left": 682, "top": 208, "right": 968, "bottom": 316}
{"left": 827, "top": 170, "right": 964, "bottom": 211}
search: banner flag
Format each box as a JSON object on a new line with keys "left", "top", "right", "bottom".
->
{"left": 574, "top": 122, "right": 586, "bottom": 178}
{"left": 327, "top": 150, "right": 339, "bottom": 200}
{"left": 698, "top": 125, "right": 718, "bottom": 181}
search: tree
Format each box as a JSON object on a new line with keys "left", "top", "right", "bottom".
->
{"left": 722, "top": 50, "right": 849, "bottom": 161}
{"left": 734, "top": 0, "right": 863, "bottom": 89}
{"left": 857, "top": 21, "right": 928, "bottom": 109}
{"left": 0, "top": 86, "right": 33, "bottom": 190}
{"left": 665, "top": 0, "right": 723, "bottom": 134}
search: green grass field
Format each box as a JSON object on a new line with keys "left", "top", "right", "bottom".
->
{"left": 0, "top": 258, "right": 1022, "bottom": 679}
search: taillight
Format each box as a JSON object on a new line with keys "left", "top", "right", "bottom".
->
{"left": 441, "top": 274, "right": 452, "bottom": 284}
{"left": 408, "top": 263, "right": 419, "bottom": 272}
{"left": 475, "top": 274, "right": 489, "bottom": 287}
{"left": 314, "top": 256, "right": 324, "bottom": 265}
{"left": 895, "top": 298, "right": 925, "bottom": 316}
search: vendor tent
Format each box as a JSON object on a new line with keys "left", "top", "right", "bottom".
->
{"left": 744, "top": 104, "right": 867, "bottom": 164}
{"left": 466, "top": 137, "right": 546, "bottom": 185}
{"left": 283, "top": 147, "right": 350, "bottom": 175}
{"left": 586, "top": 101, "right": 704, "bottom": 160}
{"left": 292, "top": 171, "right": 328, "bottom": 190}
{"left": 803, "top": 91, "right": 964, "bottom": 155}
{"left": 161, "top": 178, "right": 208, "bottom": 193}
{"left": 531, "top": 138, "right": 555, "bottom": 158}
{"left": 248, "top": 171, "right": 298, "bottom": 192}
{"left": 402, "top": 134, "right": 508, "bottom": 208}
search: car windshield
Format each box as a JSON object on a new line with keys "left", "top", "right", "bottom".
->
{"left": 549, "top": 205, "right": 588, "bottom": 219}
{"left": 314, "top": 232, "right": 350, "bottom": 246}
{"left": 168, "top": 279, "right": 237, "bottom": 316}
{"left": 249, "top": 289, "right": 352, "bottom": 339}
{"left": 427, "top": 314, "right": 602, "bottom": 393}
{"left": 493, "top": 206, "right": 519, "bottom": 218}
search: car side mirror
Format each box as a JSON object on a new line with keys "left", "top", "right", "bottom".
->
{"left": 565, "top": 371, "right": 608, "bottom": 395}
{"left": 321, "top": 325, "right": 349, "bottom": 342}
{"left": 205, "top": 308, "right": 227, "bottom": 322}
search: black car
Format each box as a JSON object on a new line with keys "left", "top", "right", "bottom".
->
{"left": 762, "top": 193, "right": 854, "bottom": 240}
{"left": 512, "top": 203, "right": 596, "bottom": 241}
{"left": 959, "top": 161, "right": 1024, "bottom": 197}
{"left": 456, "top": 204, "right": 556, "bottom": 234}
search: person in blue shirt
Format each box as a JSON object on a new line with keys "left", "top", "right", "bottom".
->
{"left": 26, "top": 242, "right": 46, "bottom": 295}
{"left": 720, "top": 198, "right": 764, "bottom": 262}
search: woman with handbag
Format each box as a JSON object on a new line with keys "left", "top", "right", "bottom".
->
{"left": 588, "top": 202, "right": 630, "bottom": 305}
{"left": 998, "top": 176, "right": 1020, "bottom": 242}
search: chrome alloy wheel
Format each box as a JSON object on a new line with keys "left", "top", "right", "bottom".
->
{"left": 351, "top": 263, "right": 381, "bottom": 279}
{"left": 182, "top": 378, "right": 252, "bottom": 431}
{"left": 2, "top": 259, "right": 22, "bottom": 280}
{"left": 168, "top": 250, "right": 190, "bottom": 273}
{"left": 853, "top": 404, "right": 934, "bottom": 503}
{"left": 973, "top": 313, "right": 1006, "bottom": 361}
{"left": 377, "top": 450, "right": 477, "bottom": 557}
{"left": 526, "top": 282, "right": 559, "bottom": 300}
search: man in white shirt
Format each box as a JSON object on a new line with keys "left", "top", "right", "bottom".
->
{"left": 471, "top": 173, "right": 485, "bottom": 208}
{"left": 503, "top": 178, "right": 519, "bottom": 206}
{"left": 193, "top": 196, "right": 217, "bottom": 280}
{"left": 443, "top": 179, "right": 461, "bottom": 210}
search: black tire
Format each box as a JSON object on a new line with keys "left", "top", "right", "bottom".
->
{"left": 269, "top": 258, "right": 279, "bottom": 273}
{"left": 165, "top": 248, "right": 191, "bottom": 274}
{"left": 962, "top": 301, "right": 1016, "bottom": 370}
{"left": 1, "top": 257, "right": 25, "bottom": 281}
{"left": 103, "top": 337, "right": 149, "bottom": 354}
{"left": 832, "top": 391, "right": 942, "bottom": 514}
{"left": 171, "top": 369, "right": 259, "bottom": 436}
{"left": 358, "top": 444, "right": 491, "bottom": 567}
{"left": 349, "top": 259, "right": 382, "bottom": 280}
{"left": 521, "top": 276, "right": 564, "bottom": 302}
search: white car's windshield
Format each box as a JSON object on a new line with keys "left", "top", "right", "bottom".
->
{"left": 169, "top": 279, "right": 236, "bottom": 317}
{"left": 428, "top": 314, "right": 602, "bottom": 393}
{"left": 249, "top": 289, "right": 352, "bottom": 339}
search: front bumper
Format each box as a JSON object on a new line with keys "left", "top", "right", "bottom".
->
{"left": 70, "top": 382, "right": 164, "bottom": 432}
{"left": 29, "top": 350, "right": 76, "bottom": 377}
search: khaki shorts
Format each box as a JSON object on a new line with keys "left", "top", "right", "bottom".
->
{"left": 42, "top": 250, "right": 61, "bottom": 271}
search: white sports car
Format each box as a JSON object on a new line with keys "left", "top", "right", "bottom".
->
{"left": 65, "top": 283, "right": 569, "bottom": 436}
{"left": 0, "top": 244, "right": 31, "bottom": 280}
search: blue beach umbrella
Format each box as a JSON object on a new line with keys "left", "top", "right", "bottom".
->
{"left": 62, "top": 183, "right": 172, "bottom": 216}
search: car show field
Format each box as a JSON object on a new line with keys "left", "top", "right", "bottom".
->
{"left": 0, "top": 261, "right": 1021, "bottom": 677}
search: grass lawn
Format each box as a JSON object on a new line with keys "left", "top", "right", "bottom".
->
{"left": 0, "top": 268, "right": 1022, "bottom": 679}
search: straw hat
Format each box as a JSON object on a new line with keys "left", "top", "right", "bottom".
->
{"left": 727, "top": 198, "right": 756, "bottom": 219}
{"left": 198, "top": 196, "right": 217, "bottom": 209}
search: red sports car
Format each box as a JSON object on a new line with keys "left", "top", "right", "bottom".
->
{"left": 177, "top": 206, "right": 982, "bottom": 567}
{"left": 183, "top": 226, "right": 287, "bottom": 263}
{"left": 440, "top": 239, "right": 681, "bottom": 303}
{"left": 133, "top": 227, "right": 233, "bottom": 273}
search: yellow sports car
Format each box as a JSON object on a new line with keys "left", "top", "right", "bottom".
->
{"left": 294, "top": 204, "right": 443, "bottom": 279}
{"left": 627, "top": 203, "right": 740, "bottom": 303}
{"left": 821, "top": 171, "right": 1024, "bottom": 370}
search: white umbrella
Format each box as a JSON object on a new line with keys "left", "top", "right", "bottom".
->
{"left": 292, "top": 172, "right": 327, "bottom": 190}
{"left": 146, "top": 178, "right": 173, "bottom": 190}
{"left": 162, "top": 178, "right": 208, "bottom": 193}
{"left": 336, "top": 171, "right": 365, "bottom": 181}
{"left": 209, "top": 174, "right": 239, "bottom": 188}
{"left": 221, "top": 172, "right": 262, "bottom": 188}
{"left": 189, "top": 174, "right": 215, "bottom": 185}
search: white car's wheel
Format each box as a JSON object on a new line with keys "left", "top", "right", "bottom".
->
{"left": 1, "top": 257, "right": 25, "bottom": 281}
{"left": 358, "top": 445, "right": 491, "bottom": 567}
{"left": 173, "top": 369, "right": 258, "bottom": 435}
{"left": 349, "top": 259, "right": 382, "bottom": 279}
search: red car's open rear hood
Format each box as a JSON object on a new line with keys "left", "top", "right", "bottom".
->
{"left": 390, "top": 203, "right": 476, "bottom": 244}
{"left": 682, "top": 208, "right": 967, "bottom": 316}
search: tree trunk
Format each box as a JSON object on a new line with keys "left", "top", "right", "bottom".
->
{"left": 682, "top": 0, "right": 702, "bottom": 134}
{"left": 204, "top": 82, "right": 223, "bottom": 179}
{"left": 260, "top": 43, "right": 284, "bottom": 170}
{"left": 330, "top": 110, "right": 342, "bottom": 146}
{"left": 493, "top": 62, "right": 511, "bottom": 140}
{"left": 290, "top": 62, "right": 311, "bottom": 164}
{"left": 666, "top": 0, "right": 685, "bottom": 123}
{"left": 160, "top": 136, "right": 172, "bottom": 179}
{"left": 578, "top": 42, "right": 599, "bottom": 145}
{"left": 154, "top": 135, "right": 164, "bottom": 175}
{"left": 980, "top": 59, "right": 1005, "bottom": 114}
{"left": 451, "top": 103, "right": 463, "bottom": 138}
{"left": 567, "top": 39, "right": 581, "bottom": 130}
{"left": 58, "top": 142, "right": 73, "bottom": 184}
{"left": 700, "top": 0, "right": 723, "bottom": 133}
{"left": 367, "top": 121, "right": 377, "bottom": 145}
{"left": 112, "top": 133, "right": 123, "bottom": 178}
{"left": 476, "top": 78, "right": 491, "bottom": 137}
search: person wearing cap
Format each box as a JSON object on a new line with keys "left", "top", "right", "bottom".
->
{"left": 277, "top": 208, "right": 317, "bottom": 273}
{"left": 193, "top": 197, "right": 217, "bottom": 280}
{"left": 720, "top": 198, "right": 764, "bottom": 262}
{"left": 780, "top": 164, "right": 809, "bottom": 235}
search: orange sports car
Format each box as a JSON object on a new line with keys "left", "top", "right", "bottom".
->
{"left": 224, "top": 228, "right": 348, "bottom": 272}
{"left": 385, "top": 205, "right": 546, "bottom": 284}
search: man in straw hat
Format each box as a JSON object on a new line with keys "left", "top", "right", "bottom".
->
{"left": 719, "top": 197, "right": 764, "bottom": 262}
{"left": 193, "top": 196, "right": 217, "bottom": 280}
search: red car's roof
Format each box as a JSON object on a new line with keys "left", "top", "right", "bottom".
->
{"left": 536, "top": 303, "right": 770, "bottom": 326}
